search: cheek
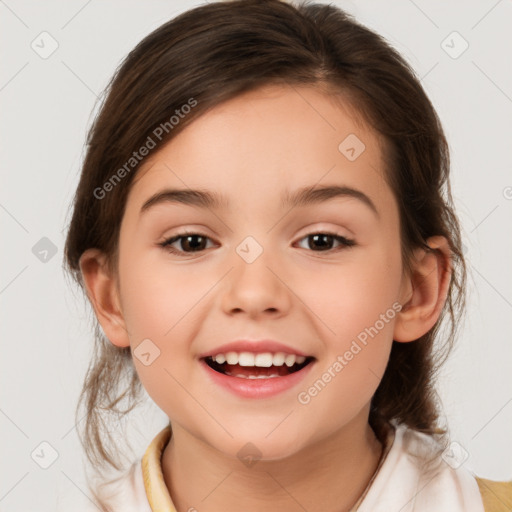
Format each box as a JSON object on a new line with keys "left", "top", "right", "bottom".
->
{"left": 297, "top": 245, "right": 401, "bottom": 405}
{"left": 296, "top": 294, "right": 397, "bottom": 441}
{"left": 118, "top": 243, "right": 192, "bottom": 337}
{"left": 116, "top": 249, "right": 187, "bottom": 400}
{"left": 308, "top": 243, "right": 403, "bottom": 338}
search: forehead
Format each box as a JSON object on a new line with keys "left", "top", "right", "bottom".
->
{"left": 129, "top": 84, "right": 391, "bottom": 214}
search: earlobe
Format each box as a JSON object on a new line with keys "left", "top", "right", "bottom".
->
{"left": 393, "top": 236, "right": 452, "bottom": 343}
{"left": 79, "top": 249, "right": 131, "bottom": 348}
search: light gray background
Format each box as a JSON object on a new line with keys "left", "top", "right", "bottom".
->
{"left": 1, "top": 0, "right": 511, "bottom": 510}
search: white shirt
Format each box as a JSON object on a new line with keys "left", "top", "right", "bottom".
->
{"left": 80, "top": 422, "right": 485, "bottom": 511}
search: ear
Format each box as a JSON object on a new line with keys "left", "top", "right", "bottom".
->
{"left": 393, "top": 236, "right": 452, "bottom": 343}
{"left": 79, "top": 248, "right": 130, "bottom": 348}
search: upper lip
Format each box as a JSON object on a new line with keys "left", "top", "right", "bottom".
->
{"left": 198, "top": 340, "right": 312, "bottom": 359}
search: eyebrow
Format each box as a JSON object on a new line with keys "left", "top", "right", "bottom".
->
{"left": 140, "top": 184, "right": 379, "bottom": 218}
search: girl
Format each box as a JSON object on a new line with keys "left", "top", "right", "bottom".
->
{"left": 63, "top": 0, "right": 511, "bottom": 510}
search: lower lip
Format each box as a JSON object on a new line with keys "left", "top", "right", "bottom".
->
{"left": 200, "top": 359, "right": 315, "bottom": 399}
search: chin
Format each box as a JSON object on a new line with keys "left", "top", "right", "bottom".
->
{"left": 215, "top": 430, "right": 308, "bottom": 464}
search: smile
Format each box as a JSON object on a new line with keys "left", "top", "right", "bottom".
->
{"left": 201, "top": 352, "right": 316, "bottom": 398}
{"left": 204, "top": 351, "right": 313, "bottom": 377}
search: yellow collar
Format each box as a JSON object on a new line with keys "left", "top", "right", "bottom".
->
{"left": 141, "top": 424, "right": 177, "bottom": 512}
{"left": 138, "top": 422, "right": 512, "bottom": 511}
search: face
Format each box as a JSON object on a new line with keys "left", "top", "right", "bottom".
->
{"left": 114, "top": 85, "right": 407, "bottom": 459}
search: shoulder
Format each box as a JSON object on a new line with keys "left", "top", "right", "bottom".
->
{"left": 360, "top": 423, "right": 484, "bottom": 511}
{"left": 88, "top": 459, "right": 152, "bottom": 512}
{"left": 476, "top": 477, "right": 512, "bottom": 512}
{"left": 398, "top": 425, "right": 512, "bottom": 511}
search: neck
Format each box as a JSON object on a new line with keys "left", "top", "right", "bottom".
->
{"left": 161, "top": 410, "right": 385, "bottom": 512}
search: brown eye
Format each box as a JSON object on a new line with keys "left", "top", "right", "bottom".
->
{"left": 159, "top": 230, "right": 355, "bottom": 257}
{"left": 296, "top": 232, "right": 355, "bottom": 252}
{"left": 160, "top": 232, "right": 214, "bottom": 254}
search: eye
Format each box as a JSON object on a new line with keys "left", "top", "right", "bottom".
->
{"left": 295, "top": 232, "right": 355, "bottom": 253}
{"left": 159, "top": 230, "right": 355, "bottom": 256}
{"left": 159, "top": 231, "right": 215, "bottom": 255}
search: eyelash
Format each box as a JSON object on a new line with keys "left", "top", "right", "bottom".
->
{"left": 159, "top": 230, "right": 356, "bottom": 256}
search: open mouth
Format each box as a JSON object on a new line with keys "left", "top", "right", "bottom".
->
{"left": 202, "top": 355, "right": 315, "bottom": 379}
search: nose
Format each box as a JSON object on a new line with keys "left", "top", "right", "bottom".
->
{"left": 220, "top": 241, "right": 292, "bottom": 318}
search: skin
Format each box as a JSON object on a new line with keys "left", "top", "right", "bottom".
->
{"left": 80, "top": 84, "right": 451, "bottom": 511}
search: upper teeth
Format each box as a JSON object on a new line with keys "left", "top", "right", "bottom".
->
{"left": 210, "top": 352, "right": 306, "bottom": 367}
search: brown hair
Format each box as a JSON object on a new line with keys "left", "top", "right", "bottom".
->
{"left": 64, "top": 0, "right": 466, "bottom": 476}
